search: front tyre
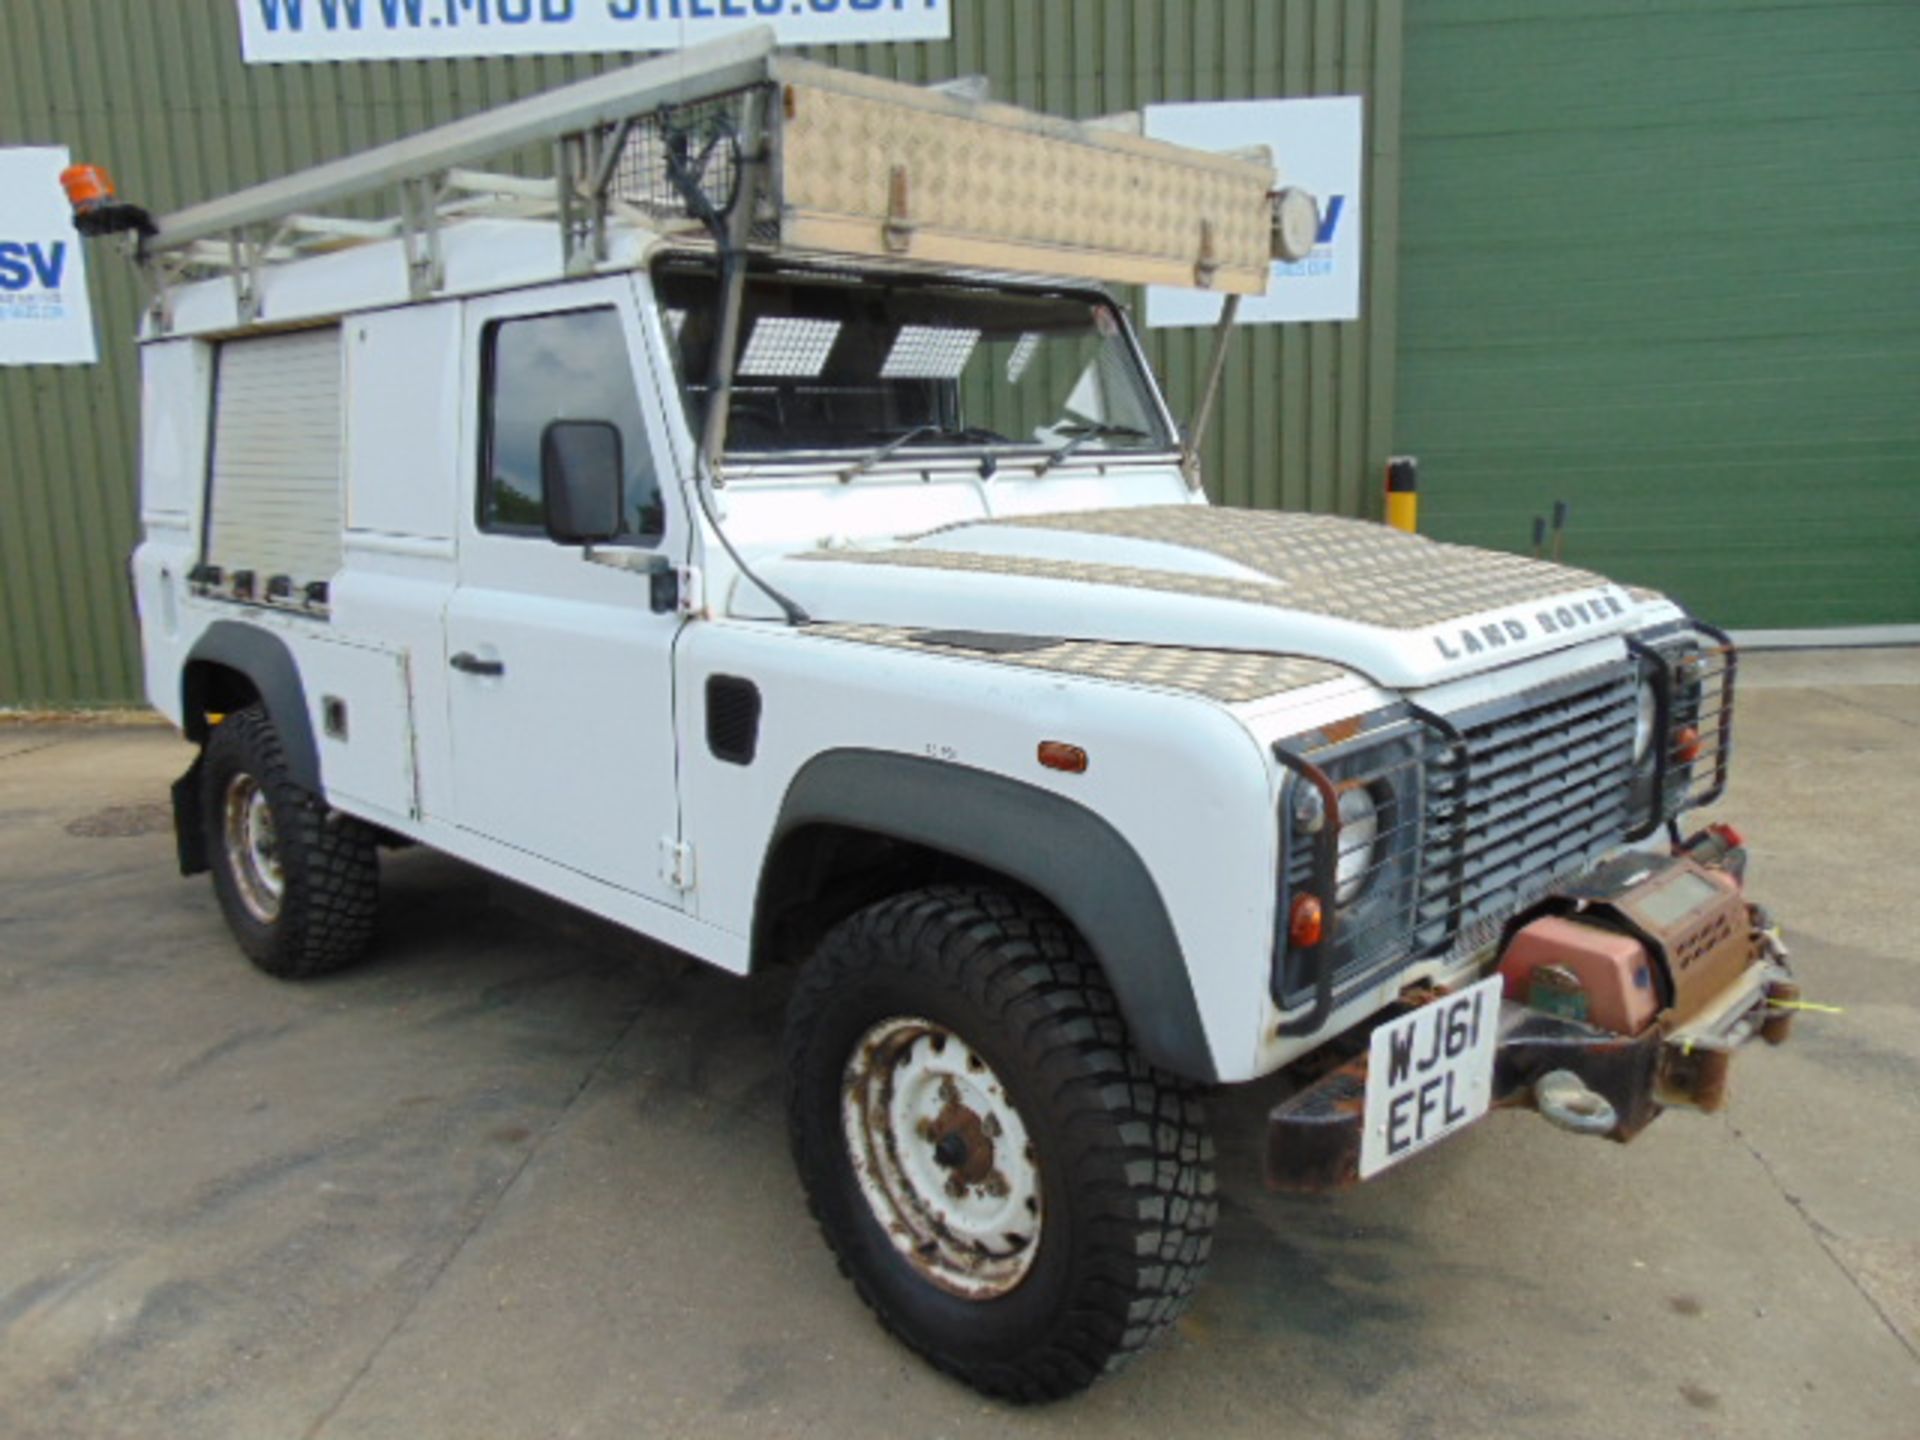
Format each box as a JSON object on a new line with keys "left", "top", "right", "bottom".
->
{"left": 784, "top": 886, "right": 1215, "bottom": 1402}
{"left": 201, "top": 705, "right": 378, "bottom": 978}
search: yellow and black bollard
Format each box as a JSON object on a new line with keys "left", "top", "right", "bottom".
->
{"left": 1385, "top": 456, "right": 1418, "bottom": 533}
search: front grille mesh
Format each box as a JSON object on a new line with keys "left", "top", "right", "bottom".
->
{"left": 1418, "top": 663, "right": 1639, "bottom": 958}
{"left": 1273, "top": 639, "right": 1741, "bottom": 1018}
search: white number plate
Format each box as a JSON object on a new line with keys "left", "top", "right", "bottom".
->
{"left": 1359, "top": 975, "right": 1503, "bottom": 1180}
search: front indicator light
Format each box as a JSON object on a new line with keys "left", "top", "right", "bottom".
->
{"left": 1289, "top": 894, "right": 1324, "bottom": 949}
{"left": 1673, "top": 725, "right": 1702, "bottom": 763}
{"left": 1037, "top": 741, "right": 1088, "bottom": 774}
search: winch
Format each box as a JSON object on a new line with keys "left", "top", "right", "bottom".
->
{"left": 1498, "top": 824, "right": 1756, "bottom": 1037}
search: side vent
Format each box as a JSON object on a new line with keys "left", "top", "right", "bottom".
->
{"left": 706, "top": 675, "right": 762, "bottom": 766}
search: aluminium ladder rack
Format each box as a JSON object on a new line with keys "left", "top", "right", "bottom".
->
{"left": 133, "top": 26, "right": 1281, "bottom": 333}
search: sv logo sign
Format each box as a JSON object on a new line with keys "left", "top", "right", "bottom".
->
{"left": 0, "top": 241, "right": 69, "bottom": 292}
{"left": 1315, "top": 195, "right": 1345, "bottom": 246}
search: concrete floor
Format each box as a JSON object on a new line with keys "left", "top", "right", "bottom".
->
{"left": 1, "top": 651, "right": 1917, "bottom": 1439}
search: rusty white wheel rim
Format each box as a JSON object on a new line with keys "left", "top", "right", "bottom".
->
{"left": 841, "top": 1016, "right": 1042, "bottom": 1299}
{"left": 222, "top": 773, "right": 283, "bottom": 924}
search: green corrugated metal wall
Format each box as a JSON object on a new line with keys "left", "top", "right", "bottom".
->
{"left": 1397, "top": 0, "right": 1920, "bottom": 629}
{"left": 0, "top": 0, "right": 1405, "bottom": 707}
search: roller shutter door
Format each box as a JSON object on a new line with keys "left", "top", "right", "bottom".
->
{"left": 206, "top": 327, "right": 344, "bottom": 593}
{"left": 1396, "top": 0, "right": 1919, "bottom": 629}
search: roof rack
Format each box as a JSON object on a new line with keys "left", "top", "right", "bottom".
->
{"left": 119, "top": 26, "right": 1284, "bottom": 333}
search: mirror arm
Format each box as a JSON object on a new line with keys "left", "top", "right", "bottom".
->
{"left": 583, "top": 548, "right": 690, "bottom": 617}
{"left": 582, "top": 546, "right": 670, "bottom": 574}
{"left": 1181, "top": 291, "right": 1241, "bottom": 492}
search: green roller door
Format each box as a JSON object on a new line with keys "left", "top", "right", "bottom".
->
{"left": 1396, "top": 0, "right": 1920, "bottom": 629}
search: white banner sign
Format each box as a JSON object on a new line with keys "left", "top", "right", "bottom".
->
{"left": 238, "top": 0, "right": 951, "bottom": 63}
{"left": 1145, "top": 97, "right": 1364, "bottom": 327}
{"left": 0, "top": 147, "right": 97, "bottom": 367}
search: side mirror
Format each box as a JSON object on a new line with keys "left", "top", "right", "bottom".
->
{"left": 541, "top": 420, "right": 624, "bottom": 545}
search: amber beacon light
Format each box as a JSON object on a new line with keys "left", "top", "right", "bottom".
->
{"left": 58, "top": 162, "right": 156, "bottom": 240}
{"left": 60, "top": 163, "right": 114, "bottom": 211}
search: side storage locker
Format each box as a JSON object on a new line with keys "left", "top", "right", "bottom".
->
{"left": 205, "top": 326, "right": 344, "bottom": 600}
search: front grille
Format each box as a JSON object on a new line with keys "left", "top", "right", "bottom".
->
{"left": 1419, "top": 662, "right": 1639, "bottom": 958}
{"left": 1271, "top": 650, "right": 1725, "bottom": 1022}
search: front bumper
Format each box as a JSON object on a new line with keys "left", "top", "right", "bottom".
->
{"left": 1265, "top": 945, "right": 1795, "bottom": 1194}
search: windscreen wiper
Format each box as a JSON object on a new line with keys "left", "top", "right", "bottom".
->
{"left": 838, "top": 424, "right": 941, "bottom": 483}
{"left": 1035, "top": 422, "right": 1150, "bottom": 475}
{"left": 837, "top": 424, "right": 1006, "bottom": 483}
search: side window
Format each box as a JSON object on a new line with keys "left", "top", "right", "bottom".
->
{"left": 480, "top": 307, "right": 665, "bottom": 542}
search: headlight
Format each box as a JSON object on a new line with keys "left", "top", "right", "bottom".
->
{"left": 1334, "top": 785, "right": 1381, "bottom": 904}
{"left": 1274, "top": 711, "right": 1430, "bottom": 1015}
{"left": 1631, "top": 681, "right": 1658, "bottom": 766}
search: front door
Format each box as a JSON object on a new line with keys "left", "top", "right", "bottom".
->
{"left": 444, "top": 278, "right": 685, "bottom": 905}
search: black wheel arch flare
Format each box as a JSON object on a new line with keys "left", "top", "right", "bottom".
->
{"left": 182, "top": 620, "right": 322, "bottom": 794}
{"left": 758, "top": 748, "right": 1219, "bottom": 1084}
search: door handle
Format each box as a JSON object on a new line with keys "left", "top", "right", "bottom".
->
{"left": 450, "top": 651, "right": 504, "bottom": 677}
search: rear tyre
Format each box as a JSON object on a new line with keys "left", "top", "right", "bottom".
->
{"left": 784, "top": 885, "right": 1215, "bottom": 1402}
{"left": 201, "top": 704, "right": 378, "bottom": 978}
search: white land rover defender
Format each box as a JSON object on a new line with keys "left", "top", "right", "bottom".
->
{"left": 77, "top": 30, "right": 1793, "bottom": 1401}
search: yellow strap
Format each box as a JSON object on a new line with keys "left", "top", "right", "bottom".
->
{"left": 1766, "top": 998, "right": 1844, "bottom": 1015}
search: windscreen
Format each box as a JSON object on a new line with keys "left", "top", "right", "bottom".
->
{"left": 653, "top": 259, "right": 1174, "bottom": 465}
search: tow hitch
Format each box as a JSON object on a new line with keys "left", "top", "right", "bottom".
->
{"left": 1266, "top": 828, "right": 1794, "bottom": 1193}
